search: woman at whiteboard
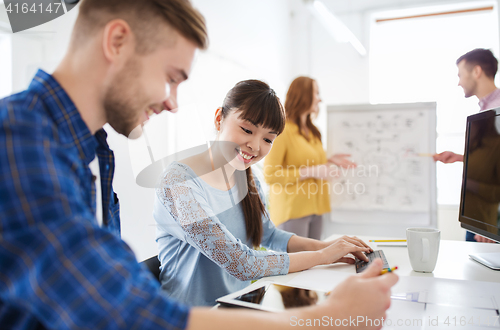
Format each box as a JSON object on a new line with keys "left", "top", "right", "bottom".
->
{"left": 264, "top": 76, "right": 355, "bottom": 239}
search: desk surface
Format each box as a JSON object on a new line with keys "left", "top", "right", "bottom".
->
{"left": 227, "top": 236, "right": 500, "bottom": 327}
{"left": 253, "top": 235, "right": 500, "bottom": 289}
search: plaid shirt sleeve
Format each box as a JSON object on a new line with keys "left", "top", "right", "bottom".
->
{"left": 0, "top": 96, "right": 190, "bottom": 328}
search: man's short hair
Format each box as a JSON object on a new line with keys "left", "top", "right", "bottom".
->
{"left": 457, "top": 48, "right": 498, "bottom": 79}
{"left": 74, "top": 0, "right": 208, "bottom": 53}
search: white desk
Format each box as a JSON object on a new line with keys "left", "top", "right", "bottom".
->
{"left": 241, "top": 236, "right": 500, "bottom": 329}
{"left": 252, "top": 235, "right": 500, "bottom": 289}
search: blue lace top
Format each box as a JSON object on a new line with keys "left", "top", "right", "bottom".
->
{"left": 154, "top": 161, "right": 293, "bottom": 306}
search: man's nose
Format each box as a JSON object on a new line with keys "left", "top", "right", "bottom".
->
{"left": 163, "top": 89, "right": 178, "bottom": 113}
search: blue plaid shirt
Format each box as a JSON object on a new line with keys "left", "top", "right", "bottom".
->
{"left": 0, "top": 70, "right": 190, "bottom": 329}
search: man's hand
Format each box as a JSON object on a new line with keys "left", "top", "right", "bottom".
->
{"left": 474, "top": 234, "right": 497, "bottom": 243}
{"left": 433, "top": 151, "right": 463, "bottom": 164}
{"left": 316, "top": 259, "right": 398, "bottom": 330}
{"left": 187, "top": 260, "right": 398, "bottom": 330}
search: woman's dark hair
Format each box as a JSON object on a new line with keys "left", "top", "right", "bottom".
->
{"left": 221, "top": 80, "right": 285, "bottom": 247}
{"left": 284, "top": 76, "right": 321, "bottom": 141}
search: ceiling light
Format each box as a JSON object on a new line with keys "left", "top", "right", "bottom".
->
{"left": 306, "top": 0, "right": 367, "bottom": 56}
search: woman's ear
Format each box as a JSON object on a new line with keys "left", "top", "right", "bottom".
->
{"left": 214, "top": 107, "right": 223, "bottom": 131}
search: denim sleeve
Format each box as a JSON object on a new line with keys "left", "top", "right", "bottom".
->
{"left": 0, "top": 111, "right": 189, "bottom": 330}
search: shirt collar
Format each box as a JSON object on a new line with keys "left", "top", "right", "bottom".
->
{"left": 29, "top": 69, "right": 98, "bottom": 165}
{"left": 479, "top": 88, "right": 500, "bottom": 111}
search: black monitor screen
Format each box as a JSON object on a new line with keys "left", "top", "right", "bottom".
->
{"left": 459, "top": 109, "right": 500, "bottom": 243}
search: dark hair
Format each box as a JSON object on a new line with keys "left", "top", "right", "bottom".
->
{"left": 457, "top": 49, "right": 498, "bottom": 79}
{"left": 221, "top": 80, "right": 285, "bottom": 247}
{"left": 284, "top": 76, "right": 322, "bottom": 141}
{"left": 74, "top": 0, "right": 208, "bottom": 54}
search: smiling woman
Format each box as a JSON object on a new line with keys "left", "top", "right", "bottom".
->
{"left": 152, "top": 79, "right": 373, "bottom": 307}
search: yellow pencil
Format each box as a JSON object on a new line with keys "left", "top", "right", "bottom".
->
{"left": 369, "top": 239, "right": 406, "bottom": 242}
{"left": 417, "top": 153, "right": 434, "bottom": 157}
{"left": 381, "top": 266, "right": 398, "bottom": 275}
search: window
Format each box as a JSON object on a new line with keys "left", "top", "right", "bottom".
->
{"left": 370, "top": 1, "right": 499, "bottom": 205}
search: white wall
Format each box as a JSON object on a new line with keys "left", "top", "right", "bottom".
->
{"left": 0, "top": 4, "right": 77, "bottom": 93}
{"left": 0, "top": 35, "right": 11, "bottom": 98}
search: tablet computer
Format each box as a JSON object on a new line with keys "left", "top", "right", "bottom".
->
{"left": 216, "top": 281, "right": 329, "bottom": 312}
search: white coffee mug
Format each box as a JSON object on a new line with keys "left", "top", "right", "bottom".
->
{"left": 406, "top": 227, "right": 441, "bottom": 273}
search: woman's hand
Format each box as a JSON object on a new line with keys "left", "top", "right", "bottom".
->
{"left": 319, "top": 235, "right": 373, "bottom": 265}
{"left": 299, "top": 164, "right": 338, "bottom": 180}
{"left": 299, "top": 154, "right": 356, "bottom": 180}
{"left": 327, "top": 153, "right": 357, "bottom": 169}
{"left": 287, "top": 236, "right": 373, "bottom": 273}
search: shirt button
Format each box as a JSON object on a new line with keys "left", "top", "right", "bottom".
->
{"left": 106, "top": 164, "right": 110, "bottom": 171}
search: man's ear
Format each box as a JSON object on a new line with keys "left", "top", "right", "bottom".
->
{"left": 472, "top": 64, "right": 483, "bottom": 79}
{"left": 214, "top": 107, "right": 223, "bottom": 131}
{"left": 102, "top": 19, "right": 133, "bottom": 63}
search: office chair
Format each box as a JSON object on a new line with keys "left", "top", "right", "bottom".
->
{"left": 141, "top": 255, "right": 161, "bottom": 284}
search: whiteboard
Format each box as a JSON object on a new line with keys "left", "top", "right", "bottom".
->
{"left": 327, "top": 103, "right": 437, "bottom": 227}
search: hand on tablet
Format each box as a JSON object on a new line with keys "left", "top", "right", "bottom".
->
{"left": 320, "top": 235, "right": 372, "bottom": 264}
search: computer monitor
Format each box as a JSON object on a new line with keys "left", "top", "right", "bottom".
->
{"left": 459, "top": 108, "right": 500, "bottom": 270}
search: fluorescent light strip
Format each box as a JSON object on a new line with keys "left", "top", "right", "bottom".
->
{"left": 306, "top": 0, "right": 367, "bottom": 56}
{"left": 376, "top": 5, "right": 494, "bottom": 23}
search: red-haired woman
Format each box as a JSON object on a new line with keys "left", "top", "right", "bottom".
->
{"left": 264, "top": 76, "right": 355, "bottom": 239}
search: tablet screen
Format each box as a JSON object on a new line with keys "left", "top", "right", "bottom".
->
{"left": 232, "top": 283, "right": 328, "bottom": 310}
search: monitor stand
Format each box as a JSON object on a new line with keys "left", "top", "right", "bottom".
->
{"left": 469, "top": 253, "right": 500, "bottom": 271}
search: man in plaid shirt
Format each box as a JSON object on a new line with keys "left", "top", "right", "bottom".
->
{"left": 0, "top": 0, "right": 397, "bottom": 329}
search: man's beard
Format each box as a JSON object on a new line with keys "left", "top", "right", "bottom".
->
{"left": 464, "top": 81, "right": 477, "bottom": 99}
{"left": 103, "top": 56, "right": 146, "bottom": 137}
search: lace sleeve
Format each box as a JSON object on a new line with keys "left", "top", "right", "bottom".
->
{"left": 155, "top": 164, "right": 290, "bottom": 281}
